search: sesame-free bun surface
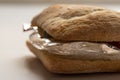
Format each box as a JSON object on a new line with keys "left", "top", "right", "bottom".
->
{"left": 31, "top": 4, "right": 120, "bottom": 41}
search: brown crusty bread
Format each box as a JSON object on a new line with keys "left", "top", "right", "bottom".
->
{"left": 26, "top": 40, "right": 120, "bottom": 73}
{"left": 31, "top": 4, "right": 120, "bottom": 42}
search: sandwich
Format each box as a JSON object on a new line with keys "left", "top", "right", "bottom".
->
{"left": 25, "top": 4, "right": 120, "bottom": 74}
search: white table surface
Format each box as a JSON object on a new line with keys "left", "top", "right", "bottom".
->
{"left": 0, "top": 3, "right": 120, "bottom": 80}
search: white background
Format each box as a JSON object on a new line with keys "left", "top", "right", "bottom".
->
{"left": 0, "top": 0, "right": 120, "bottom": 80}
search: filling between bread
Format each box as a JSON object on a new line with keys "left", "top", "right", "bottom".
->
{"left": 41, "top": 29, "right": 120, "bottom": 50}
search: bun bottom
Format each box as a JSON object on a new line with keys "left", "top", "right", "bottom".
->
{"left": 26, "top": 40, "right": 120, "bottom": 74}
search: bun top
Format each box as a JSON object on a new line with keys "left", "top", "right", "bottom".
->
{"left": 31, "top": 4, "right": 120, "bottom": 42}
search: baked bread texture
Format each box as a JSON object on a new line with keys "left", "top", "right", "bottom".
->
{"left": 28, "top": 4, "right": 120, "bottom": 74}
{"left": 26, "top": 40, "right": 120, "bottom": 73}
{"left": 31, "top": 4, "right": 120, "bottom": 41}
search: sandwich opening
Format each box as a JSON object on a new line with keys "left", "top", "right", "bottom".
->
{"left": 38, "top": 27, "right": 53, "bottom": 38}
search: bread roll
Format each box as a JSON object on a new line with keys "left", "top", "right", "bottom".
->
{"left": 31, "top": 4, "right": 120, "bottom": 42}
{"left": 27, "top": 4, "right": 120, "bottom": 74}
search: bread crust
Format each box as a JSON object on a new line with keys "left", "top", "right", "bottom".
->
{"left": 26, "top": 40, "right": 120, "bottom": 73}
{"left": 31, "top": 4, "right": 120, "bottom": 41}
